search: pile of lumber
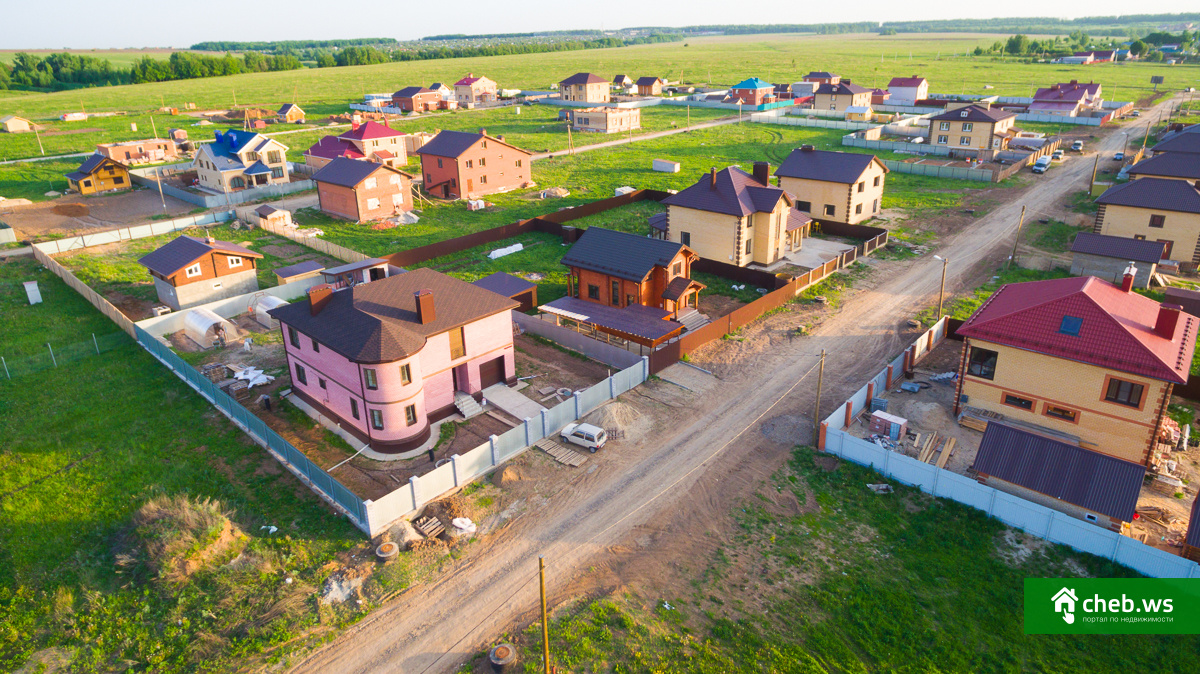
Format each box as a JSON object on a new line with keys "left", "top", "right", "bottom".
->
{"left": 917, "top": 432, "right": 957, "bottom": 468}
{"left": 414, "top": 515, "right": 445, "bottom": 539}
{"left": 200, "top": 363, "right": 226, "bottom": 382}
{"left": 535, "top": 438, "right": 588, "bottom": 467}
{"left": 959, "top": 406, "right": 1002, "bottom": 433}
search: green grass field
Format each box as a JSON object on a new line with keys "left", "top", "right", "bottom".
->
{"left": 1, "top": 33, "right": 1190, "bottom": 122}
{"left": 502, "top": 447, "right": 1200, "bottom": 673}
{"left": 0, "top": 255, "right": 367, "bottom": 672}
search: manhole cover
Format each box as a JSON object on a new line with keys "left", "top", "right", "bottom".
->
{"left": 489, "top": 642, "right": 517, "bottom": 665}
{"left": 375, "top": 542, "right": 399, "bottom": 559}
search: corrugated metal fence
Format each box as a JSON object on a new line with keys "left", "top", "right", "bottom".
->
{"left": 819, "top": 317, "right": 1200, "bottom": 579}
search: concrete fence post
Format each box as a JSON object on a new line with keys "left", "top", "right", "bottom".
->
{"left": 573, "top": 391, "right": 582, "bottom": 418}
{"left": 1110, "top": 531, "right": 1123, "bottom": 561}
{"left": 540, "top": 409, "right": 549, "bottom": 438}
{"left": 409, "top": 475, "right": 420, "bottom": 508}
{"left": 489, "top": 435, "right": 498, "bottom": 466}
{"left": 1044, "top": 510, "right": 1056, "bottom": 539}
{"left": 523, "top": 417, "right": 532, "bottom": 446}
{"left": 450, "top": 454, "right": 460, "bottom": 487}
{"left": 609, "top": 375, "right": 616, "bottom": 398}
{"left": 844, "top": 401, "right": 853, "bottom": 429}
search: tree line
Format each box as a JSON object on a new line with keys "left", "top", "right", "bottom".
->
{"left": 129, "top": 51, "right": 302, "bottom": 84}
{"left": 190, "top": 38, "right": 398, "bottom": 52}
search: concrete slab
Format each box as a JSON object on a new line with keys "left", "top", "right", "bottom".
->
{"left": 483, "top": 383, "right": 547, "bottom": 421}
{"left": 656, "top": 362, "right": 719, "bottom": 394}
{"left": 785, "top": 236, "right": 854, "bottom": 269}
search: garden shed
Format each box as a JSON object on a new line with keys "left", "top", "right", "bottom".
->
{"left": 183, "top": 308, "right": 239, "bottom": 349}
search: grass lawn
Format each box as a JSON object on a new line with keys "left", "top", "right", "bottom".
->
{"left": 56, "top": 223, "right": 326, "bottom": 303}
{"left": 0, "top": 256, "right": 121, "bottom": 359}
{"left": 0, "top": 256, "right": 367, "bottom": 673}
{"left": 0, "top": 158, "right": 81, "bottom": 201}
{"left": 504, "top": 448, "right": 1198, "bottom": 673}
{"left": 1024, "top": 218, "right": 1086, "bottom": 253}
{"left": 0, "top": 33, "right": 1186, "bottom": 121}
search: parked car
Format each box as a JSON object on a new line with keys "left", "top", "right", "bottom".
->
{"left": 1071, "top": 140, "right": 1084, "bottom": 152}
{"left": 1031, "top": 156, "right": 1052, "bottom": 174}
{"left": 561, "top": 422, "right": 608, "bottom": 453}
{"left": 1131, "top": 110, "right": 1141, "bottom": 117}
{"left": 1114, "top": 151, "right": 1125, "bottom": 161}
{"left": 1051, "top": 149, "right": 1064, "bottom": 161}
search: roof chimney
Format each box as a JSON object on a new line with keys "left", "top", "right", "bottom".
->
{"left": 479, "top": 127, "right": 487, "bottom": 136}
{"left": 1156, "top": 303, "right": 1182, "bottom": 339}
{"left": 753, "top": 161, "right": 770, "bottom": 186}
{"left": 415, "top": 289, "right": 435, "bottom": 324}
{"left": 709, "top": 167, "right": 717, "bottom": 190}
{"left": 205, "top": 236, "right": 215, "bottom": 245}
{"left": 351, "top": 122, "right": 360, "bottom": 131}
{"left": 1121, "top": 262, "right": 1137, "bottom": 292}
{"left": 308, "top": 284, "right": 333, "bottom": 316}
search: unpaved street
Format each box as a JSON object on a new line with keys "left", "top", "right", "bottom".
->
{"left": 290, "top": 97, "right": 1179, "bottom": 674}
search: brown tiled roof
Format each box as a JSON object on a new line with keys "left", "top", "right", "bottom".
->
{"left": 636, "top": 76, "right": 662, "bottom": 86}
{"left": 888, "top": 76, "right": 927, "bottom": 88}
{"left": 1127, "top": 152, "right": 1200, "bottom": 180}
{"left": 472, "top": 272, "right": 536, "bottom": 298}
{"left": 775, "top": 147, "right": 886, "bottom": 184}
{"left": 311, "top": 157, "right": 410, "bottom": 189}
{"left": 560, "top": 73, "right": 606, "bottom": 86}
{"left": 1070, "top": 232, "right": 1165, "bottom": 264}
{"left": 929, "top": 105, "right": 1017, "bottom": 123}
{"left": 1152, "top": 129, "right": 1200, "bottom": 155}
{"left": 663, "top": 166, "right": 790, "bottom": 217}
{"left": 416, "top": 130, "right": 528, "bottom": 159}
{"left": 541, "top": 296, "right": 682, "bottom": 342}
{"left": 269, "top": 268, "right": 517, "bottom": 364}
{"left": 815, "top": 82, "right": 872, "bottom": 96}
{"left": 1095, "top": 178, "right": 1200, "bottom": 214}
{"left": 138, "top": 235, "right": 261, "bottom": 277}
{"left": 661, "top": 276, "right": 704, "bottom": 302}
{"left": 786, "top": 209, "right": 813, "bottom": 232}
{"left": 974, "top": 423, "right": 1145, "bottom": 522}
{"left": 562, "top": 227, "right": 689, "bottom": 282}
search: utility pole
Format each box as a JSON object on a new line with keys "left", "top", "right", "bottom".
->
{"left": 1089, "top": 155, "right": 1099, "bottom": 190}
{"left": 150, "top": 115, "right": 158, "bottom": 139}
{"left": 539, "top": 556, "right": 551, "bottom": 674}
{"left": 935, "top": 255, "right": 949, "bottom": 318}
{"left": 155, "top": 167, "right": 166, "bottom": 209}
{"left": 33, "top": 126, "right": 45, "bottom": 156}
{"left": 1008, "top": 205, "right": 1026, "bottom": 269}
{"left": 566, "top": 123, "right": 574, "bottom": 155}
{"left": 814, "top": 349, "right": 825, "bottom": 425}
{"left": 687, "top": 105, "right": 690, "bottom": 130}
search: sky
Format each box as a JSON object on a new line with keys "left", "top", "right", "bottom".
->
{"left": 0, "top": 1, "right": 1190, "bottom": 50}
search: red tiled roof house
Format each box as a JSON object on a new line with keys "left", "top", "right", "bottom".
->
{"left": 417, "top": 130, "right": 531, "bottom": 200}
{"left": 392, "top": 86, "right": 442, "bottom": 112}
{"left": 454, "top": 74, "right": 498, "bottom": 104}
{"left": 312, "top": 157, "right": 414, "bottom": 223}
{"left": 954, "top": 273, "right": 1197, "bottom": 469}
{"left": 268, "top": 268, "right": 519, "bottom": 453}
{"left": 304, "top": 121, "right": 410, "bottom": 170}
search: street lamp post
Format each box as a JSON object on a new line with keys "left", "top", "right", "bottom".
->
{"left": 934, "top": 255, "right": 949, "bottom": 319}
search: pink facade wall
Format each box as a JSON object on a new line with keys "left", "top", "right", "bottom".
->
{"left": 278, "top": 308, "right": 515, "bottom": 449}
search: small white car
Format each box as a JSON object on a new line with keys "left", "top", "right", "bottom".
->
{"left": 1071, "top": 140, "right": 1085, "bottom": 152}
{"left": 560, "top": 423, "right": 608, "bottom": 453}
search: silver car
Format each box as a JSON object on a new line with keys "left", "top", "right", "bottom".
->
{"left": 561, "top": 423, "right": 608, "bottom": 453}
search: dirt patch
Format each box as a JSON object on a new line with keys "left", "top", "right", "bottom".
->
{"left": 41, "top": 127, "right": 102, "bottom": 136}
{"left": 814, "top": 454, "right": 840, "bottom": 472}
{"left": 259, "top": 243, "right": 304, "bottom": 258}
{"left": 2, "top": 190, "right": 197, "bottom": 239}
{"left": 514, "top": 333, "right": 610, "bottom": 394}
{"left": 105, "top": 289, "right": 155, "bottom": 321}
{"left": 995, "top": 528, "right": 1050, "bottom": 567}
{"left": 699, "top": 293, "right": 743, "bottom": 319}
{"left": 52, "top": 203, "right": 89, "bottom": 217}
{"left": 759, "top": 414, "right": 814, "bottom": 446}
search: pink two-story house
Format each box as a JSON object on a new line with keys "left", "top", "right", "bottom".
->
{"left": 269, "top": 268, "right": 518, "bottom": 453}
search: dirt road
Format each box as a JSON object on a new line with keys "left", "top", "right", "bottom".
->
{"left": 290, "top": 97, "right": 1179, "bottom": 674}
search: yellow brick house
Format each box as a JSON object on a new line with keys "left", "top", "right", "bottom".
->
{"left": 1093, "top": 177, "right": 1200, "bottom": 266}
{"left": 954, "top": 274, "right": 1196, "bottom": 468}
{"left": 774, "top": 146, "right": 888, "bottom": 225}
{"left": 927, "top": 103, "right": 1018, "bottom": 151}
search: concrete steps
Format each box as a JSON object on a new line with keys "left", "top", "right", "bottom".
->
{"left": 454, "top": 391, "right": 484, "bottom": 419}
{"left": 677, "top": 308, "right": 710, "bottom": 332}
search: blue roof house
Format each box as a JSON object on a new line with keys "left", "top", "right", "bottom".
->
{"left": 192, "top": 129, "right": 291, "bottom": 194}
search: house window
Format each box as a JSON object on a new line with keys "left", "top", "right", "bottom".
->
{"left": 268, "top": 151, "right": 281, "bottom": 164}
{"left": 480, "top": 158, "right": 486, "bottom": 167}
{"left": 318, "top": 378, "right": 326, "bottom": 390}
{"left": 959, "top": 137, "right": 972, "bottom": 146}
{"left": 113, "top": 176, "right": 125, "bottom": 185}
{"left": 288, "top": 326, "right": 300, "bottom": 348}
{"left": 366, "top": 198, "right": 380, "bottom": 210}
{"left": 823, "top": 204, "right": 835, "bottom": 217}
{"left": 350, "top": 399, "right": 359, "bottom": 420}
{"left": 672, "top": 262, "right": 682, "bottom": 276}
{"left": 1149, "top": 214, "right": 1165, "bottom": 228}
{"left": 227, "top": 256, "right": 243, "bottom": 268}
{"left": 364, "top": 177, "right": 377, "bottom": 189}
{"left": 939, "top": 122, "right": 950, "bottom": 131}
{"left": 400, "top": 364, "right": 412, "bottom": 385}
{"left": 449, "top": 326, "right": 466, "bottom": 360}
{"left": 1085, "top": 513, "right": 1098, "bottom": 523}
{"left": 588, "top": 284, "right": 600, "bottom": 300}
{"left": 855, "top": 204, "right": 863, "bottom": 215}
{"left": 437, "top": 158, "right": 443, "bottom": 168}
{"left": 1003, "top": 393, "right": 1034, "bottom": 411}
{"left": 1104, "top": 378, "right": 1144, "bottom": 408}
{"left": 311, "top": 338, "right": 319, "bottom": 352}
{"left": 1044, "top": 404, "right": 1078, "bottom": 422}
{"left": 295, "top": 364, "right": 308, "bottom": 385}
{"left": 796, "top": 200, "right": 811, "bottom": 212}
{"left": 465, "top": 160, "right": 473, "bottom": 169}
{"left": 82, "top": 180, "right": 92, "bottom": 188}
{"left": 873, "top": 199, "right": 879, "bottom": 213}
{"left": 370, "top": 409, "right": 384, "bottom": 430}
{"left": 516, "top": 160, "right": 523, "bottom": 168}
{"left": 967, "top": 347, "right": 998, "bottom": 380}
{"left": 271, "top": 167, "right": 284, "bottom": 179}
{"left": 185, "top": 263, "right": 202, "bottom": 278}
{"left": 231, "top": 177, "right": 245, "bottom": 189}
{"left": 405, "top": 404, "right": 418, "bottom": 426}
{"left": 680, "top": 232, "right": 691, "bottom": 246}
{"left": 626, "top": 294, "right": 635, "bottom": 306}
{"left": 744, "top": 239, "right": 752, "bottom": 255}
{"left": 873, "top": 176, "right": 881, "bottom": 187}
{"left": 962, "top": 123, "right": 974, "bottom": 132}
{"left": 480, "top": 175, "right": 487, "bottom": 185}
{"left": 364, "top": 368, "right": 378, "bottom": 390}
{"left": 857, "top": 182, "right": 864, "bottom": 193}
{"left": 937, "top": 135, "right": 948, "bottom": 144}
{"left": 1059, "top": 316, "right": 1083, "bottom": 336}
{"left": 611, "top": 280, "right": 620, "bottom": 305}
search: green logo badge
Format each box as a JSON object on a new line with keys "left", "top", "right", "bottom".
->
{"left": 1025, "top": 578, "right": 1200, "bottom": 634}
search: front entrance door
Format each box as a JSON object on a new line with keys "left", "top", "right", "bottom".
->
{"left": 467, "top": 178, "right": 473, "bottom": 193}
{"left": 1158, "top": 239, "right": 1174, "bottom": 259}
{"left": 442, "top": 184, "right": 450, "bottom": 199}
{"left": 452, "top": 364, "right": 469, "bottom": 393}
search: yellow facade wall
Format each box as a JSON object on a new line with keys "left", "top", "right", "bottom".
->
{"left": 668, "top": 201, "right": 791, "bottom": 267}
{"left": 70, "top": 163, "right": 130, "bottom": 195}
{"left": 929, "top": 116, "right": 1013, "bottom": 150}
{"left": 814, "top": 91, "right": 871, "bottom": 112}
{"left": 959, "top": 338, "right": 1168, "bottom": 464}
{"left": 779, "top": 163, "right": 884, "bottom": 225}
{"left": 1096, "top": 203, "right": 1200, "bottom": 264}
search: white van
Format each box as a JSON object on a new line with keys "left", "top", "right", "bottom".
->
{"left": 1031, "top": 156, "right": 1052, "bottom": 174}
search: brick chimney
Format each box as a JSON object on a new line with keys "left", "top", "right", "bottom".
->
{"left": 479, "top": 127, "right": 487, "bottom": 136}
{"left": 709, "top": 167, "right": 717, "bottom": 190}
{"left": 205, "top": 236, "right": 215, "bottom": 245}
{"left": 753, "top": 161, "right": 770, "bottom": 186}
{"left": 415, "top": 289, "right": 435, "bottom": 324}
{"left": 1121, "top": 263, "right": 1137, "bottom": 292}
{"left": 1156, "top": 303, "right": 1182, "bottom": 339}
{"left": 308, "top": 283, "right": 333, "bottom": 316}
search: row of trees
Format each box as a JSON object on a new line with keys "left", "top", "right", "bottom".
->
{"left": 310, "top": 34, "right": 682, "bottom": 68}
{"left": 3, "top": 52, "right": 129, "bottom": 90}
{"left": 128, "top": 51, "right": 302, "bottom": 84}
{"left": 190, "top": 38, "right": 397, "bottom": 52}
